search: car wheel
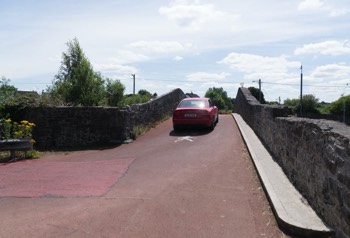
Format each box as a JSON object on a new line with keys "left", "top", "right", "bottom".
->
{"left": 215, "top": 115, "right": 219, "bottom": 124}
{"left": 209, "top": 119, "right": 215, "bottom": 131}
{"left": 173, "top": 125, "right": 180, "bottom": 131}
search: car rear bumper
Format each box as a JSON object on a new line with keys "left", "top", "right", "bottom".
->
{"left": 173, "top": 118, "right": 212, "bottom": 127}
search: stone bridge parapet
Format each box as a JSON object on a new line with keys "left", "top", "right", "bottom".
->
{"left": 25, "top": 88, "right": 185, "bottom": 150}
{"left": 235, "top": 87, "right": 350, "bottom": 238}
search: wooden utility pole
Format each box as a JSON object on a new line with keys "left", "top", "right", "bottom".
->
{"left": 258, "top": 79, "right": 262, "bottom": 103}
{"left": 131, "top": 74, "right": 136, "bottom": 95}
{"left": 300, "top": 65, "right": 303, "bottom": 117}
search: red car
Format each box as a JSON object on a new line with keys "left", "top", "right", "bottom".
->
{"left": 172, "top": 98, "right": 219, "bottom": 130}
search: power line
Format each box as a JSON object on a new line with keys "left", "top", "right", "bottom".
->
{"left": 262, "top": 81, "right": 347, "bottom": 88}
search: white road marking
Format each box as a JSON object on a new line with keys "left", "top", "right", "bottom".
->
{"left": 175, "top": 136, "right": 194, "bottom": 142}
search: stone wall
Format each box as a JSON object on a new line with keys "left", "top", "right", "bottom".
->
{"left": 235, "top": 87, "right": 350, "bottom": 238}
{"left": 25, "top": 88, "right": 185, "bottom": 150}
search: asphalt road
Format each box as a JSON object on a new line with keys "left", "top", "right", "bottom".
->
{"left": 0, "top": 115, "right": 288, "bottom": 238}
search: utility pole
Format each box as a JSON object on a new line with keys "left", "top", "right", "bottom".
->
{"left": 131, "top": 74, "right": 136, "bottom": 95}
{"left": 258, "top": 79, "right": 261, "bottom": 103}
{"left": 252, "top": 79, "right": 262, "bottom": 103}
{"left": 343, "top": 100, "right": 346, "bottom": 124}
{"left": 300, "top": 65, "right": 303, "bottom": 117}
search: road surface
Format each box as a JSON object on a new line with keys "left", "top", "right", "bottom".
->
{"left": 0, "top": 115, "right": 289, "bottom": 237}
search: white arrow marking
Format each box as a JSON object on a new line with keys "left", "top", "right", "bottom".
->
{"left": 175, "top": 136, "right": 194, "bottom": 142}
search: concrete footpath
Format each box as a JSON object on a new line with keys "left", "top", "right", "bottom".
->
{"left": 232, "top": 113, "right": 333, "bottom": 238}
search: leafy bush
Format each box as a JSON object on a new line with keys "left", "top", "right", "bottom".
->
{"left": 325, "top": 95, "right": 350, "bottom": 116}
{"left": 205, "top": 87, "right": 232, "bottom": 110}
{"left": 248, "top": 87, "right": 266, "bottom": 104}
{"left": 284, "top": 94, "right": 319, "bottom": 114}
{"left": 119, "top": 94, "right": 151, "bottom": 107}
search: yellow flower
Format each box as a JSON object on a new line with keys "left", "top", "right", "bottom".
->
{"left": 21, "top": 120, "right": 29, "bottom": 125}
{"left": 5, "top": 118, "right": 11, "bottom": 123}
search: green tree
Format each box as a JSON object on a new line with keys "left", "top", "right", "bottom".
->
{"left": 284, "top": 98, "right": 300, "bottom": 108}
{"left": 248, "top": 87, "right": 266, "bottom": 104}
{"left": 205, "top": 87, "right": 232, "bottom": 110}
{"left": 119, "top": 94, "right": 151, "bottom": 106}
{"left": 0, "top": 77, "right": 17, "bottom": 102}
{"left": 326, "top": 95, "right": 350, "bottom": 115}
{"left": 0, "top": 77, "right": 18, "bottom": 118}
{"left": 138, "top": 89, "right": 152, "bottom": 97}
{"left": 49, "top": 38, "right": 105, "bottom": 106}
{"left": 105, "top": 79, "right": 125, "bottom": 106}
{"left": 284, "top": 94, "right": 319, "bottom": 114}
{"left": 302, "top": 94, "right": 319, "bottom": 114}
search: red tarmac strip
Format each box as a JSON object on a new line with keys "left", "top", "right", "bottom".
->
{"left": 0, "top": 157, "right": 134, "bottom": 197}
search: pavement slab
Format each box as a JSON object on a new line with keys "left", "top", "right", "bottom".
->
{"left": 232, "top": 113, "right": 333, "bottom": 238}
{"left": 0, "top": 157, "right": 135, "bottom": 197}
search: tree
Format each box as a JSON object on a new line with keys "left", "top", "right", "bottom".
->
{"left": 0, "top": 77, "right": 17, "bottom": 102}
{"left": 302, "top": 94, "right": 319, "bottom": 114}
{"left": 205, "top": 87, "right": 232, "bottom": 110}
{"left": 326, "top": 95, "right": 350, "bottom": 116}
{"left": 49, "top": 38, "right": 105, "bottom": 106}
{"left": 105, "top": 79, "right": 125, "bottom": 106}
{"left": 138, "top": 89, "right": 152, "bottom": 97}
{"left": 284, "top": 94, "right": 319, "bottom": 114}
{"left": 284, "top": 98, "right": 299, "bottom": 108}
{"left": 0, "top": 77, "right": 17, "bottom": 117}
{"left": 248, "top": 87, "right": 266, "bottom": 104}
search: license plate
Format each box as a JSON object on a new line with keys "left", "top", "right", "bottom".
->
{"left": 184, "top": 113, "right": 197, "bottom": 118}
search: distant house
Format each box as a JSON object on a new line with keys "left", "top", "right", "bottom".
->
{"left": 16, "top": 91, "right": 40, "bottom": 98}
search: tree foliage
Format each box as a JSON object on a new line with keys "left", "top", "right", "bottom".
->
{"left": 284, "top": 98, "right": 300, "bottom": 108}
{"left": 248, "top": 87, "right": 266, "bottom": 104}
{"left": 205, "top": 87, "right": 232, "bottom": 110}
{"left": 49, "top": 38, "right": 105, "bottom": 106}
{"left": 284, "top": 94, "right": 319, "bottom": 114}
{"left": 119, "top": 92, "right": 152, "bottom": 107}
{"left": 302, "top": 94, "right": 319, "bottom": 113}
{"left": 325, "top": 95, "right": 350, "bottom": 115}
{"left": 0, "top": 77, "right": 17, "bottom": 104}
{"left": 105, "top": 79, "right": 125, "bottom": 106}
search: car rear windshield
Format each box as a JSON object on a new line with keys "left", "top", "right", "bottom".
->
{"left": 179, "top": 100, "right": 206, "bottom": 108}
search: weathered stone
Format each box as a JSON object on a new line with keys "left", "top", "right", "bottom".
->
{"left": 338, "top": 173, "right": 350, "bottom": 190}
{"left": 24, "top": 89, "right": 185, "bottom": 150}
{"left": 235, "top": 87, "right": 350, "bottom": 237}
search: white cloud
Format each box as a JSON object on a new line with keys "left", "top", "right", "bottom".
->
{"left": 173, "top": 56, "right": 184, "bottom": 61}
{"left": 218, "top": 53, "right": 301, "bottom": 81}
{"left": 128, "top": 41, "right": 192, "bottom": 54}
{"left": 297, "top": 0, "right": 349, "bottom": 17}
{"left": 298, "top": 0, "right": 324, "bottom": 11}
{"left": 295, "top": 40, "right": 350, "bottom": 56}
{"left": 95, "top": 63, "right": 138, "bottom": 75}
{"left": 107, "top": 50, "right": 150, "bottom": 64}
{"left": 159, "top": 0, "right": 239, "bottom": 31}
{"left": 186, "top": 72, "right": 230, "bottom": 81}
{"left": 310, "top": 63, "right": 350, "bottom": 80}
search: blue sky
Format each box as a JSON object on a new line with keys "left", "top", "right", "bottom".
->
{"left": 1, "top": 0, "right": 350, "bottom": 102}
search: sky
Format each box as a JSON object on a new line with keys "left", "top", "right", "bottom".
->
{"left": 1, "top": 0, "right": 350, "bottom": 103}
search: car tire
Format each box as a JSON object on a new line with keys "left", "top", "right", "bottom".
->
{"left": 173, "top": 125, "right": 180, "bottom": 131}
{"left": 209, "top": 119, "right": 215, "bottom": 131}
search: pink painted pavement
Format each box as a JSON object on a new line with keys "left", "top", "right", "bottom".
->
{"left": 0, "top": 157, "right": 134, "bottom": 198}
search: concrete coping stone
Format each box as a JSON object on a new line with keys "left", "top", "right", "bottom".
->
{"left": 232, "top": 113, "right": 333, "bottom": 238}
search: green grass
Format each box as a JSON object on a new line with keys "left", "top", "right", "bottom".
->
{"left": 0, "top": 150, "right": 40, "bottom": 162}
{"left": 130, "top": 113, "right": 172, "bottom": 140}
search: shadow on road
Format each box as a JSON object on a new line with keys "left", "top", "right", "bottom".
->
{"left": 169, "top": 128, "right": 212, "bottom": 137}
